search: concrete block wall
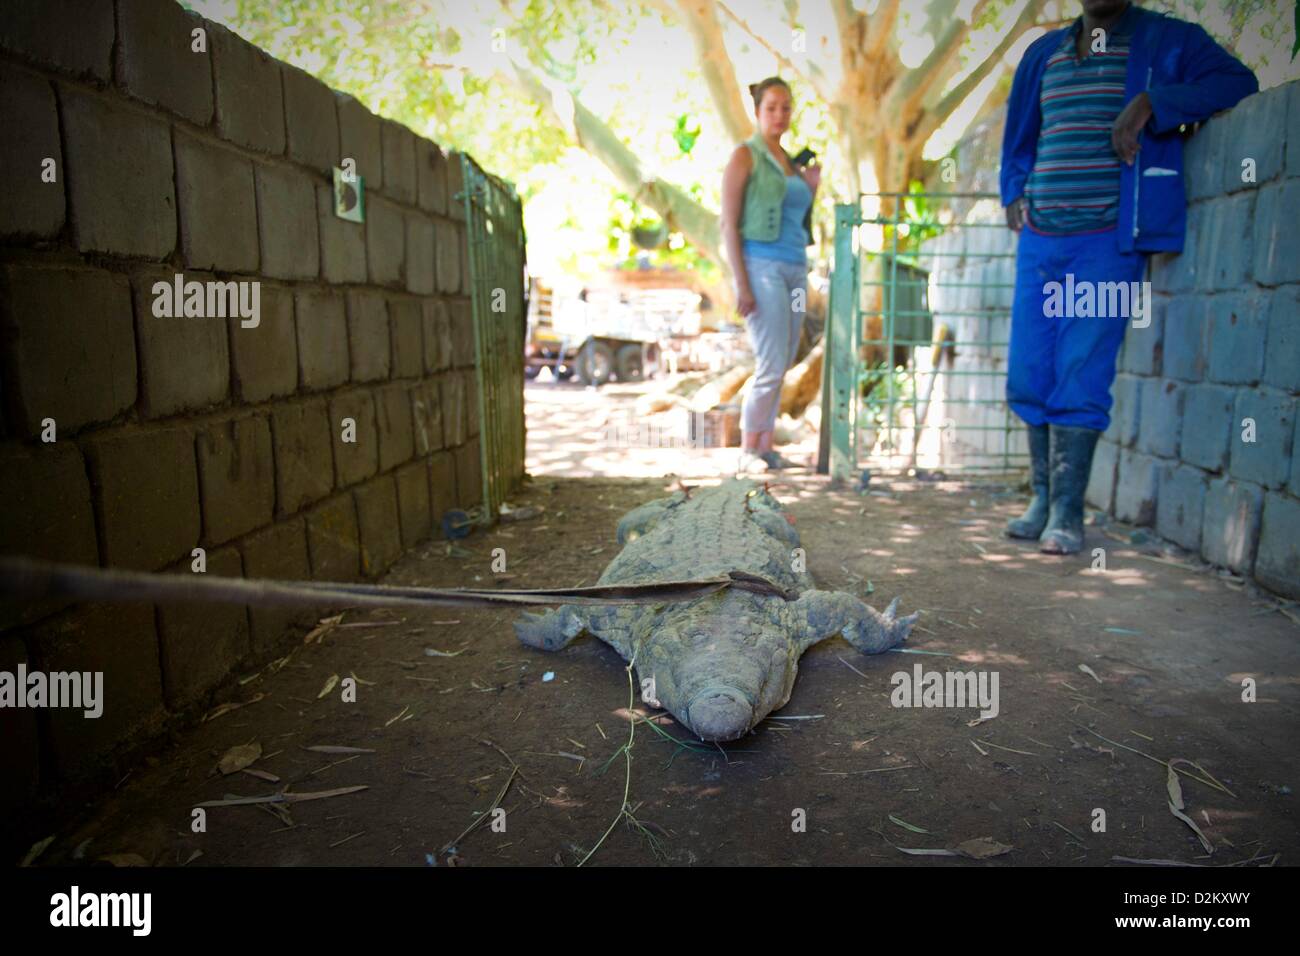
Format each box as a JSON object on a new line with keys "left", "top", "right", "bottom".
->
{"left": 1089, "top": 80, "right": 1300, "bottom": 599}
{"left": 0, "top": 0, "right": 495, "bottom": 835}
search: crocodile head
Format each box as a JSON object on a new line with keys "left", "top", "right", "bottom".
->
{"left": 639, "top": 593, "right": 789, "bottom": 742}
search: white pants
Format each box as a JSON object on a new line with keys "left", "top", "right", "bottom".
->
{"left": 741, "top": 256, "right": 806, "bottom": 434}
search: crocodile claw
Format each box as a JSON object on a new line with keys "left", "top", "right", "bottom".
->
{"left": 892, "top": 610, "right": 921, "bottom": 641}
{"left": 882, "top": 596, "right": 920, "bottom": 637}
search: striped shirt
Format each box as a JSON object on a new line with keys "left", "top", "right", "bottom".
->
{"left": 1025, "top": 8, "right": 1136, "bottom": 234}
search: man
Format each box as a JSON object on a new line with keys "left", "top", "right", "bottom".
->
{"left": 1000, "top": 0, "right": 1256, "bottom": 554}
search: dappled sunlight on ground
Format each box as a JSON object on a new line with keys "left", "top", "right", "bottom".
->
{"left": 1226, "top": 672, "right": 1300, "bottom": 688}
{"left": 524, "top": 376, "right": 820, "bottom": 479}
{"left": 44, "top": 368, "right": 1300, "bottom": 868}
{"left": 494, "top": 376, "right": 1300, "bottom": 863}
{"left": 947, "top": 649, "right": 1032, "bottom": 667}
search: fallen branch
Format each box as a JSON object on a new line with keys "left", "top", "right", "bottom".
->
{"left": 440, "top": 766, "right": 519, "bottom": 855}
{"left": 196, "top": 785, "right": 368, "bottom": 808}
{"left": 1070, "top": 722, "right": 1236, "bottom": 798}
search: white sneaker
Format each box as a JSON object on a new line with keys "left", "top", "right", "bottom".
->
{"left": 736, "top": 452, "right": 769, "bottom": 475}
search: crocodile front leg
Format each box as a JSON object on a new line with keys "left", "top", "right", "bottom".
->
{"left": 514, "top": 606, "right": 587, "bottom": 651}
{"left": 514, "top": 604, "right": 644, "bottom": 659}
{"left": 615, "top": 492, "right": 686, "bottom": 544}
{"left": 790, "top": 591, "right": 918, "bottom": 655}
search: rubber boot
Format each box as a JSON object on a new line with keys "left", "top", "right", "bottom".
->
{"left": 1005, "top": 423, "right": 1050, "bottom": 539}
{"left": 1039, "top": 425, "right": 1101, "bottom": 555}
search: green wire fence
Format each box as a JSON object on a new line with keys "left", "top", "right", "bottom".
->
{"left": 458, "top": 153, "right": 527, "bottom": 518}
{"left": 820, "top": 191, "right": 1028, "bottom": 481}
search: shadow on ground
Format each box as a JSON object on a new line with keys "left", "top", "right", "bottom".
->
{"left": 34, "top": 380, "right": 1300, "bottom": 867}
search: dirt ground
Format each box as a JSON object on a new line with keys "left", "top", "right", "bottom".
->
{"left": 37, "top": 378, "right": 1300, "bottom": 867}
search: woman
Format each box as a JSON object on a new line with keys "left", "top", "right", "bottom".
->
{"left": 720, "top": 76, "right": 821, "bottom": 473}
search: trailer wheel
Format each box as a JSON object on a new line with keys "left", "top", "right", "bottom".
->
{"left": 615, "top": 344, "right": 645, "bottom": 382}
{"left": 576, "top": 341, "right": 614, "bottom": 386}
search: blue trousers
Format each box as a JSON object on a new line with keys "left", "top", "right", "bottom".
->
{"left": 1007, "top": 226, "right": 1148, "bottom": 431}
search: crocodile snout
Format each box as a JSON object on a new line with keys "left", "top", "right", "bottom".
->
{"left": 686, "top": 687, "right": 754, "bottom": 741}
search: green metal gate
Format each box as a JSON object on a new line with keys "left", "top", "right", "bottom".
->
{"left": 458, "top": 153, "right": 527, "bottom": 518}
{"left": 820, "top": 191, "right": 1025, "bottom": 482}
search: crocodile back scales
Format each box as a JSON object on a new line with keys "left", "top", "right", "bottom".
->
{"left": 598, "top": 480, "right": 801, "bottom": 594}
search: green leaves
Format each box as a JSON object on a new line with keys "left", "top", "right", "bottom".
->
{"left": 672, "top": 113, "right": 701, "bottom": 154}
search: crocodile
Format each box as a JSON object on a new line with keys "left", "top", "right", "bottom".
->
{"left": 514, "top": 478, "right": 918, "bottom": 741}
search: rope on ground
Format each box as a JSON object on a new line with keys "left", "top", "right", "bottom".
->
{"left": 0, "top": 555, "right": 798, "bottom": 613}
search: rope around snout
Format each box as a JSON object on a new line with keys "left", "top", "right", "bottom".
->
{"left": 0, "top": 556, "right": 798, "bottom": 613}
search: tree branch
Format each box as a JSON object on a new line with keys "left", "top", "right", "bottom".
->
{"left": 863, "top": 0, "right": 900, "bottom": 61}
{"left": 906, "top": 0, "right": 1050, "bottom": 152}
{"left": 675, "top": 0, "right": 754, "bottom": 143}
{"left": 714, "top": 0, "right": 833, "bottom": 105}
{"left": 884, "top": 0, "right": 994, "bottom": 119}
{"left": 372, "top": 0, "right": 438, "bottom": 34}
{"left": 928, "top": 0, "right": 1049, "bottom": 114}
{"left": 474, "top": 6, "right": 728, "bottom": 270}
{"left": 828, "top": 0, "right": 864, "bottom": 80}
{"left": 827, "top": 0, "right": 858, "bottom": 40}
{"left": 969, "top": 74, "right": 1012, "bottom": 129}
{"left": 784, "top": 0, "right": 842, "bottom": 102}
{"left": 503, "top": 56, "right": 724, "bottom": 269}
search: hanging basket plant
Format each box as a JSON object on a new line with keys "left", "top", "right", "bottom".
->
{"left": 631, "top": 220, "right": 668, "bottom": 249}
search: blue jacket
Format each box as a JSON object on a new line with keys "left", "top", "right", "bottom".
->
{"left": 1000, "top": 4, "right": 1258, "bottom": 253}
